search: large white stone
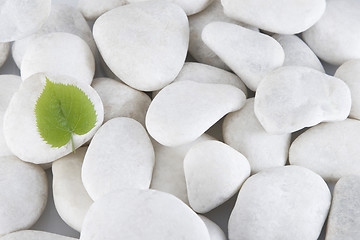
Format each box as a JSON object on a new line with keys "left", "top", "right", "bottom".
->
{"left": 335, "top": 59, "right": 360, "bottom": 120}
{"left": 272, "top": 34, "right": 324, "bottom": 72}
{"left": 52, "top": 147, "right": 93, "bottom": 232}
{"left": 12, "top": 3, "right": 96, "bottom": 69}
{"left": 254, "top": 66, "right": 351, "bottom": 134}
{"left": 146, "top": 81, "right": 246, "bottom": 146}
{"left": 229, "top": 166, "right": 331, "bottom": 240}
{"left": 184, "top": 140, "right": 250, "bottom": 213}
{"left": 78, "top": 0, "right": 127, "bottom": 20}
{"left": 80, "top": 189, "right": 210, "bottom": 240}
{"left": 0, "top": 156, "right": 48, "bottom": 236}
{"left": 151, "top": 134, "right": 214, "bottom": 204}
{"left": 82, "top": 117, "right": 155, "bottom": 201}
{"left": 222, "top": 0, "right": 326, "bottom": 34}
{"left": 303, "top": 0, "right": 360, "bottom": 65}
{"left": 326, "top": 176, "right": 360, "bottom": 240}
{"left": 0, "top": 75, "right": 22, "bottom": 157}
{"left": 21, "top": 32, "right": 95, "bottom": 85}
{"left": 289, "top": 119, "right": 360, "bottom": 181}
{"left": 199, "top": 216, "right": 226, "bottom": 240}
{"left": 223, "top": 98, "right": 291, "bottom": 173}
{"left": 0, "top": 43, "right": 10, "bottom": 68}
{"left": 0, "top": 230, "right": 77, "bottom": 240}
{"left": 3, "top": 73, "right": 104, "bottom": 164}
{"left": 0, "top": 0, "right": 51, "bottom": 42}
{"left": 93, "top": 1, "right": 189, "bottom": 91}
{"left": 202, "top": 22, "right": 284, "bottom": 91}
{"left": 92, "top": 77, "right": 151, "bottom": 126}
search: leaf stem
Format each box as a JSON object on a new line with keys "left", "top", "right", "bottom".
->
{"left": 70, "top": 133, "right": 75, "bottom": 153}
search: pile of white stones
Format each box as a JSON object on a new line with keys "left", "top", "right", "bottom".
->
{"left": 0, "top": 0, "right": 360, "bottom": 239}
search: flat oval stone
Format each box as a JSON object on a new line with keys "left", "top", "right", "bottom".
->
{"left": 303, "top": 0, "right": 360, "bottom": 65}
{"left": 151, "top": 134, "right": 214, "bottom": 204}
{"left": 12, "top": 3, "right": 96, "bottom": 69}
{"left": 334, "top": 59, "right": 360, "bottom": 120}
{"left": 202, "top": 21, "right": 284, "bottom": 91}
{"left": 0, "top": 43, "right": 10, "bottom": 68}
{"left": 146, "top": 81, "right": 246, "bottom": 146}
{"left": 82, "top": 117, "right": 155, "bottom": 201}
{"left": 272, "top": 34, "right": 324, "bottom": 72}
{"left": 222, "top": 0, "right": 326, "bottom": 34}
{"left": 254, "top": 66, "right": 351, "bottom": 134}
{"left": 0, "top": 230, "right": 77, "bottom": 240}
{"left": 93, "top": 1, "right": 189, "bottom": 91}
{"left": 326, "top": 176, "right": 360, "bottom": 240}
{"left": 92, "top": 77, "right": 151, "bottom": 126}
{"left": 3, "top": 73, "right": 104, "bottom": 164}
{"left": 52, "top": 147, "right": 93, "bottom": 232}
{"left": 0, "top": 0, "right": 51, "bottom": 42}
{"left": 223, "top": 98, "right": 291, "bottom": 173}
{"left": 80, "top": 189, "right": 210, "bottom": 240}
{"left": 184, "top": 140, "right": 250, "bottom": 213}
{"left": 199, "top": 216, "right": 226, "bottom": 240}
{"left": 21, "top": 32, "right": 95, "bottom": 85}
{"left": 0, "top": 156, "right": 48, "bottom": 236}
{"left": 229, "top": 166, "right": 330, "bottom": 240}
{"left": 78, "top": 0, "right": 127, "bottom": 20}
{"left": 289, "top": 119, "right": 360, "bottom": 181}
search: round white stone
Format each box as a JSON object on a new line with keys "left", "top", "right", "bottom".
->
{"left": 202, "top": 21, "right": 284, "bottom": 91}
{"left": 0, "top": 156, "right": 48, "bottom": 236}
{"left": 21, "top": 32, "right": 95, "bottom": 85}
{"left": 78, "top": 0, "right": 127, "bottom": 20}
{"left": 303, "top": 0, "right": 360, "bottom": 65}
{"left": 254, "top": 66, "right": 351, "bottom": 134}
{"left": 223, "top": 98, "right": 291, "bottom": 173}
{"left": 222, "top": 0, "right": 326, "bottom": 34}
{"left": 334, "top": 59, "right": 360, "bottom": 120}
{"left": 80, "top": 189, "right": 210, "bottom": 240}
{"left": 52, "top": 147, "right": 93, "bottom": 232}
{"left": 0, "top": 43, "right": 10, "bottom": 68}
{"left": 151, "top": 134, "right": 214, "bottom": 204}
{"left": 82, "top": 117, "right": 155, "bottom": 201}
{"left": 12, "top": 3, "right": 96, "bottom": 69}
{"left": 93, "top": 1, "right": 189, "bottom": 91}
{"left": 272, "top": 34, "right": 324, "bottom": 72}
{"left": 0, "top": 230, "right": 77, "bottom": 240}
{"left": 289, "top": 119, "right": 360, "bottom": 181}
{"left": 229, "top": 166, "right": 331, "bottom": 240}
{"left": 184, "top": 140, "right": 250, "bottom": 213}
{"left": 0, "top": 0, "right": 51, "bottom": 42}
{"left": 199, "top": 216, "right": 226, "bottom": 240}
{"left": 3, "top": 73, "right": 104, "bottom": 164}
{"left": 146, "top": 81, "right": 246, "bottom": 146}
{"left": 92, "top": 77, "right": 151, "bottom": 126}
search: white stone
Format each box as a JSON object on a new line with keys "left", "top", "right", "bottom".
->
{"left": 82, "top": 117, "right": 155, "bottom": 201}
{"left": 326, "top": 176, "right": 360, "bottom": 240}
{"left": 272, "top": 34, "right": 324, "bottom": 72}
{"left": 0, "top": 156, "right": 48, "bottom": 236}
{"left": 12, "top": 3, "right": 96, "bottom": 69}
{"left": 52, "top": 147, "right": 93, "bottom": 232}
{"left": 0, "top": 43, "right": 10, "bottom": 68}
{"left": 146, "top": 81, "right": 246, "bottom": 146}
{"left": 3, "top": 73, "right": 104, "bottom": 164}
{"left": 0, "top": 230, "right": 77, "bottom": 240}
{"left": 303, "top": 0, "right": 360, "bottom": 65}
{"left": 81, "top": 189, "right": 210, "bottom": 240}
{"left": 229, "top": 166, "right": 331, "bottom": 240}
{"left": 335, "top": 59, "right": 360, "bottom": 120}
{"left": 199, "top": 216, "right": 226, "bottom": 240}
{"left": 93, "top": 1, "right": 189, "bottom": 91}
{"left": 289, "top": 119, "right": 360, "bottom": 181}
{"left": 184, "top": 140, "right": 250, "bottom": 213}
{"left": 0, "top": 0, "right": 51, "bottom": 42}
{"left": 189, "top": 0, "right": 257, "bottom": 70}
{"left": 0, "top": 75, "right": 22, "bottom": 157}
{"left": 92, "top": 77, "right": 151, "bottom": 126}
{"left": 254, "top": 66, "right": 351, "bottom": 134}
{"left": 202, "top": 22, "right": 284, "bottom": 91}
{"left": 78, "top": 0, "right": 127, "bottom": 20}
{"left": 223, "top": 98, "right": 291, "bottom": 173}
{"left": 21, "top": 32, "right": 95, "bottom": 85}
{"left": 222, "top": 0, "right": 326, "bottom": 34}
{"left": 151, "top": 134, "right": 214, "bottom": 204}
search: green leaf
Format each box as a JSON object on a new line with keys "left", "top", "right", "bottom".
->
{"left": 35, "top": 77, "right": 97, "bottom": 150}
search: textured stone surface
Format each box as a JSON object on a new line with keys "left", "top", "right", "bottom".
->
{"left": 0, "top": 43, "right": 10, "bottom": 68}
{"left": 78, "top": 0, "right": 127, "bottom": 20}
{"left": 0, "top": 230, "right": 77, "bottom": 240}
{"left": 199, "top": 216, "right": 226, "bottom": 240}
